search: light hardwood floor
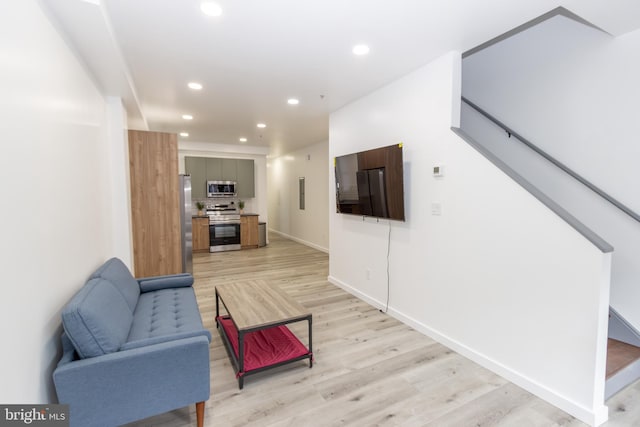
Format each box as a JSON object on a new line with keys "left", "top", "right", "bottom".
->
{"left": 126, "top": 234, "right": 640, "bottom": 427}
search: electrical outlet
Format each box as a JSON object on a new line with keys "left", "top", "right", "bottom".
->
{"left": 365, "top": 269, "right": 370, "bottom": 280}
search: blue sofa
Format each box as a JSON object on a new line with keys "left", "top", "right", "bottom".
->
{"left": 53, "top": 258, "right": 211, "bottom": 427}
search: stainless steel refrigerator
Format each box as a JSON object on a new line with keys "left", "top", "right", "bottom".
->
{"left": 179, "top": 174, "right": 193, "bottom": 274}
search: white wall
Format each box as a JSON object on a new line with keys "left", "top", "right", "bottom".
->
{"left": 0, "top": 0, "right": 125, "bottom": 403}
{"left": 178, "top": 141, "right": 269, "bottom": 222}
{"left": 462, "top": 15, "right": 640, "bottom": 333}
{"left": 463, "top": 16, "right": 640, "bottom": 213}
{"left": 267, "top": 140, "right": 329, "bottom": 252}
{"left": 105, "top": 97, "right": 133, "bottom": 268}
{"left": 329, "top": 51, "right": 611, "bottom": 425}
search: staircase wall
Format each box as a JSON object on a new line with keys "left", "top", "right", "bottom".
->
{"left": 461, "top": 14, "right": 640, "bottom": 331}
{"left": 330, "top": 51, "right": 611, "bottom": 426}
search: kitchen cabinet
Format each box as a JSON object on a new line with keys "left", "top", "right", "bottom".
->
{"left": 186, "top": 156, "right": 255, "bottom": 199}
{"left": 205, "top": 158, "right": 222, "bottom": 181}
{"left": 236, "top": 159, "right": 255, "bottom": 198}
{"left": 128, "top": 130, "right": 181, "bottom": 277}
{"left": 192, "top": 217, "right": 210, "bottom": 252}
{"left": 240, "top": 215, "right": 259, "bottom": 249}
{"left": 205, "top": 158, "right": 237, "bottom": 181}
{"left": 185, "top": 157, "right": 207, "bottom": 199}
{"left": 221, "top": 158, "right": 237, "bottom": 180}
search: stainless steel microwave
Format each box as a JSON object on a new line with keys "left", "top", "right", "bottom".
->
{"left": 207, "top": 181, "right": 237, "bottom": 197}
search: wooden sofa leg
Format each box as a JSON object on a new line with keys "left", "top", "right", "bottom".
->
{"left": 196, "top": 401, "right": 205, "bottom": 427}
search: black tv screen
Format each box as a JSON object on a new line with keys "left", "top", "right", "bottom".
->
{"left": 335, "top": 144, "right": 405, "bottom": 221}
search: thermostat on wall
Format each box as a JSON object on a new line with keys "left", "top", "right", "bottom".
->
{"left": 433, "top": 165, "right": 444, "bottom": 177}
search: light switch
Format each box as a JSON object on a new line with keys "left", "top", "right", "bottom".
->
{"left": 433, "top": 165, "right": 444, "bottom": 177}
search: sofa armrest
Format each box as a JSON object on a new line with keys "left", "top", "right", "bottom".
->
{"left": 54, "top": 335, "right": 210, "bottom": 427}
{"left": 137, "top": 273, "right": 194, "bottom": 293}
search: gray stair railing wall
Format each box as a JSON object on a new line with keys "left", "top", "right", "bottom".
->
{"left": 462, "top": 96, "right": 640, "bottom": 225}
{"left": 450, "top": 126, "right": 611, "bottom": 253}
{"left": 458, "top": 96, "right": 640, "bottom": 337}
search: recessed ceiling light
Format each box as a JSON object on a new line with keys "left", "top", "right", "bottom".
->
{"left": 257, "top": 123, "right": 266, "bottom": 128}
{"left": 180, "top": 132, "right": 189, "bottom": 137}
{"left": 182, "top": 114, "right": 193, "bottom": 120}
{"left": 352, "top": 44, "right": 370, "bottom": 55}
{"left": 239, "top": 137, "right": 247, "bottom": 142}
{"left": 287, "top": 98, "right": 299, "bottom": 105}
{"left": 187, "top": 82, "right": 203, "bottom": 90}
{"left": 200, "top": 2, "right": 222, "bottom": 17}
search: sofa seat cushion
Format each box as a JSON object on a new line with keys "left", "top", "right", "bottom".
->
{"left": 62, "top": 278, "right": 134, "bottom": 359}
{"left": 124, "top": 287, "right": 211, "bottom": 348}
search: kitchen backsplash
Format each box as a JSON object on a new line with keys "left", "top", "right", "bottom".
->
{"left": 191, "top": 198, "right": 254, "bottom": 215}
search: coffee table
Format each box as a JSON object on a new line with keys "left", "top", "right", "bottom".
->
{"left": 215, "top": 280, "right": 313, "bottom": 389}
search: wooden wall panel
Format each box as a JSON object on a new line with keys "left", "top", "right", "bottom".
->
{"left": 128, "top": 130, "right": 181, "bottom": 277}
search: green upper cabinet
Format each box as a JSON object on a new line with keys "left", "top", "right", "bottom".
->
{"left": 205, "top": 158, "right": 222, "bottom": 181}
{"left": 205, "top": 158, "right": 237, "bottom": 181}
{"left": 221, "top": 159, "right": 237, "bottom": 181}
{"left": 186, "top": 156, "right": 254, "bottom": 199}
{"left": 185, "top": 156, "right": 207, "bottom": 199}
{"left": 237, "top": 159, "right": 255, "bottom": 198}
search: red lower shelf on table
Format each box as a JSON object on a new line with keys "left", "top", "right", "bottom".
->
{"left": 217, "top": 316, "right": 310, "bottom": 372}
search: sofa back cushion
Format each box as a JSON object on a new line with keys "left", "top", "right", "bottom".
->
{"left": 89, "top": 258, "right": 140, "bottom": 312}
{"left": 62, "top": 278, "right": 134, "bottom": 358}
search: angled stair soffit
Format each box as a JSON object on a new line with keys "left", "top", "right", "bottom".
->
{"left": 463, "top": 6, "right": 608, "bottom": 58}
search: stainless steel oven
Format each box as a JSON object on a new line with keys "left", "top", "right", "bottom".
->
{"left": 207, "top": 203, "right": 241, "bottom": 252}
{"left": 209, "top": 222, "right": 241, "bottom": 252}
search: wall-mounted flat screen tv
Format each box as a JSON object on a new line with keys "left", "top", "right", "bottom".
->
{"left": 335, "top": 143, "right": 405, "bottom": 221}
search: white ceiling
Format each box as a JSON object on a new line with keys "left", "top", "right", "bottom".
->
{"left": 44, "top": 0, "right": 640, "bottom": 157}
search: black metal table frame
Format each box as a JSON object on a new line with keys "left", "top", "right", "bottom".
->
{"left": 215, "top": 288, "right": 313, "bottom": 389}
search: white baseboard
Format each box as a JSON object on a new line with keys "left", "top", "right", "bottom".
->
{"left": 269, "top": 229, "right": 329, "bottom": 253}
{"left": 327, "top": 275, "right": 609, "bottom": 427}
{"left": 328, "top": 275, "right": 387, "bottom": 310}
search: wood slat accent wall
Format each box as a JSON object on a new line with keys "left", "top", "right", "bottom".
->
{"left": 128, "top": 130, "right": 181, "bottom": 277}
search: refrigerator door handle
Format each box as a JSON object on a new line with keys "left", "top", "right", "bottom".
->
{"left": 179, "top": 174, "right": 193, "bottom": 275}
